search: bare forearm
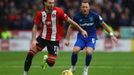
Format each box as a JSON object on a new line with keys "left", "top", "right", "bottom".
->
{"left": 32, "top": 25, "right": 38, "bottom": 41}
{"left": 102, "top": 22, "right": 111, "bottom": 33}
{"left": 102, "top": 22, "right": 118, "bottom": 47}
{"left": 102, "top": 22, "right": 114, "bottom": 36}
{"left": 66, "top": 25, "right": 73, "bottom": 41}
{"left": 67, "top": 17, "right": 83, "bottom": 33}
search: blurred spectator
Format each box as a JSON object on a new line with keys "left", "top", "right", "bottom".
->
{"left": 1, "top": 28, "right": 12, "bottom": 40}
{"left": 119, "top": 8, "right": 131, "bottom": 26}
{"left": 122, "top": 0, "right": 134, "bottom": 15}
{"left": 0, "top": 1, "right": 4, "bottom": 16}
{"left": 0, "top": 0, "right": 133, "bottom": 38}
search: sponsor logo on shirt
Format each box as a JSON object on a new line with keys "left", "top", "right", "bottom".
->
{"left": 80, "top": 23, "right": 94, "bottom": 26}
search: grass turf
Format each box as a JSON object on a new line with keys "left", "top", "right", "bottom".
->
{"left": 0, "top": 51, "right": 134, "bottom": 75}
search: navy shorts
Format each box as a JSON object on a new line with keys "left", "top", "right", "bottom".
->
{"left": 36, "top": 37, "right": 59, "bottom": 55}
{"left": 74, "top": 36, "right": 96, "bottom": 50}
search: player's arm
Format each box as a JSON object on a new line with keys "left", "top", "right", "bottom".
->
{"left": 31, "top": 24, "right": 38, "bottom": 47}
{"left": 31, "top": 11, "right": 41, "bottom": 47}
{"left": 65, "top": 25, "right": 74, "bottom": 46}
{"left": 101, "top": 22, "right": 113, "bottom": 36}
{"left": 58, "top": 8, "right": 87, "bottom": 37}
{"left": 31, "top": 24, "right": 38, "bottom": 42}
{"left": 101, "top": 22, "right": 118, "bottom": 47}
{"left": 66, "top": 17, "right": 88, "bottom": 37}
{"left": 59, "top": 8, "right": 87, "bottom": 37}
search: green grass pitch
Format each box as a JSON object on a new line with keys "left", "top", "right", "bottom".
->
{"left": 0, "top": 51, "right": 134, "bottom": 75}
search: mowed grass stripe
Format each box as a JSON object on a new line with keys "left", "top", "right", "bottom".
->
{"left": 0, "top": 65, "right": 133, "bottom": 69}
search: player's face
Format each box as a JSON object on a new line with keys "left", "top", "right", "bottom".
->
{"left": 80, "top": 3, "right": 90, "bottom": 16}
{"left": 44, "top": 0, "right": 55, "bottom": 12}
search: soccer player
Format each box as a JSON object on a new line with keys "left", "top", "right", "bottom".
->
{"left": 65, "top": 1, "right": 118, "bottom": 75}
{"left": 23, "top": 0, "right": 88, "bottom": 75}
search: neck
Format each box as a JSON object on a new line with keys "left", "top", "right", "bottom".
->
{"left": 45, "top": 7, "right": 49, "bottom": 13}
{"left": 84, "top": 14, "right": 88, "bottom": 17}
{"left": 44, "top": 7, "right": 53, "bottom": 13}
{"left": 81, "top": 13, "right": 88, "bottom": 17}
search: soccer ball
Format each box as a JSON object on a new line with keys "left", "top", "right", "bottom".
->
{"left": 61, "top": 70, "right": 73, "bottom": 75}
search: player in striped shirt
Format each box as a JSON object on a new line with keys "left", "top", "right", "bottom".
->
{"left": 23, "top": 0, "right": 88, "bottom": 75}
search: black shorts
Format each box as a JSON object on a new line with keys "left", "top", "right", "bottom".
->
{"left": 36, "top": 37, "right": 59, "bottom": 55}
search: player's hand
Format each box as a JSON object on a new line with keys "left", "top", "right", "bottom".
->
{"left": 81, "top": 30, "right": 88, "bottom": 37}
{"left": 30, "top": 40, "right": 36, "bottom": 49}
{"left": 111, "top": 35, "right": 118, "bottom": 47}
{"left": 65, "top": 40, "right": 70, "bottom": 47}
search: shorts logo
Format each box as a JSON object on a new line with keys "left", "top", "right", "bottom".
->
{"left": 92, "top": 38, "right": 95, "bottom": 44}
{"left": 54, "top": 46, "right": 59, "bottom": 55}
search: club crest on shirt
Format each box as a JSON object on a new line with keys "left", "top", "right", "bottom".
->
{"left": 79, "top": 19, "right": 82, "bottom": 22}
{"left": 99, "top": 16, "right": 102, "bottom": 20}
{"left": 43, "top": 15, "right": 46, "bottom": 17}
{"left": 89, "top": 17, "right": 93, "bottom": 21}
{"left": 52, "top": 14, "right": 56, "bottom": 17}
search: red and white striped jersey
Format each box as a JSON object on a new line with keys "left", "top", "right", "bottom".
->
{"left": 34, "top": 7, "right": 68, "bottom": 41}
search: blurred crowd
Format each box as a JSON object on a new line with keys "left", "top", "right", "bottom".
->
{"left": 0, "top": 0, "right": 134, "bottom": 38}
{"left": 58, "top": 0, "right": 134, "bottom": 30}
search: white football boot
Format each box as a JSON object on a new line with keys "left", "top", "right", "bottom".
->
{"left": 23, "top": 71, "right": 28, "bottom": 75}
{"left": 82, "top": 66, "right": 89, "bottom": 75}
{"left": 70, "top": 66, "right": 76, "bottom": 73}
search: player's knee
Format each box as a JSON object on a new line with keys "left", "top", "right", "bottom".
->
{"left": 86, "top": 47, "right": 93, "bottom": 55}
{"left": 28, "top": 49, "right": 38, "bottom": 56}
{"left": 33, "top": 44, "right": 43, "bottom": 52}
{"left": 73, "top": 47, "right": 80, "bottom": 54}
{"left": 47, "top": 54, "right": 57, "bottom": 67}
{"left": 86, "top": 51, "right": 92, "bottom": 55}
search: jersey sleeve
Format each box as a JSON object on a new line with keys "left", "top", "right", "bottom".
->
{"left": 95, "top": 14, "right": 104, "bottom": 25}
{"left": 58, "top": 8, "right": 68, "bottom": 21}
{"left": 71, "top": 15, "right": 79, "bottom": 30}
{"left": 73, "top": 15, "right": 78, "bottom": 23}
{"left": 34, "top": 11, "right": 42, "bottom": 25}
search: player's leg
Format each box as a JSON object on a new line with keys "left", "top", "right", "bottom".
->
{"left": 24, "top": 37, "right": 46, "bottom": 75}
{"left": 46, "top": 41, "right": 59, "bottom": 67}
{"left": 85, "top": 47, "right": 93, "bottom": 66}
{"left": 24, "top": 47, "right": 40, "bottom": 75}
{"left": 82, "top": 38, "right": 96, "bottom": 75}
{"left": 82, "top": 47, "right": 93, "bottom": 75}
{"left": 70, "top": 38, "right": 85, "bottom": 72}
{"left": 70, "top": 46, "right": 81, "bottom": 72}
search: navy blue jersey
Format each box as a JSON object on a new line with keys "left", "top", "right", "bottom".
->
{"left": 73, "top": 11, "right": 104, "bottom": 39}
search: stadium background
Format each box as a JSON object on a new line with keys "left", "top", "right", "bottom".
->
{"left": 0, "top": 0, "right": 134, "bottom": 75}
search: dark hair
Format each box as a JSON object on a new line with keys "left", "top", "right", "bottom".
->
{"left": 81, "top": 0, "right": 89, "bottom": 4}
{"left": 43, "top": 0, "right": 47, "bottom": 2}
{"left": 42, "top": 0, "right": 48, "bottom": 5}
{"left": 81, "top": 0, "right": 93, "bottom": 5}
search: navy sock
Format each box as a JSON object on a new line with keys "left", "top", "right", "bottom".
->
{"left": 24, "top": 53, "right": 34, "bottom": 71}
{"left": 71, "top": 52, "right": 78, "bottom": 66}
{"left": 24, "top": 50, "right": 36, "bottom": 71}
{"left": 85, "top": 54, "right": 92, "bottom": 66}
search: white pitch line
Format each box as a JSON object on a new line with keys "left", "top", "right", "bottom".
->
{"left": 0, "top": 65, "right": 133, "bottom": 69}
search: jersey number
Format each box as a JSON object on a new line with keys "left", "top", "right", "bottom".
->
{"left": 92, "top": 38, "right": 95, "bottom": 44}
